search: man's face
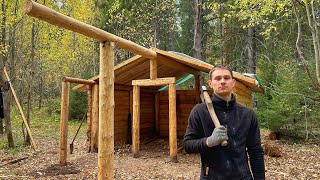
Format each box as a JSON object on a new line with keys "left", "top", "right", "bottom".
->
{"left": 208, "top": 69, "right": 236, "bottom": 96}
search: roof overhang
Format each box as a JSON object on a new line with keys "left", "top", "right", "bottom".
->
{"left": 73, "top": 48, "right": 263, "bottom": 93}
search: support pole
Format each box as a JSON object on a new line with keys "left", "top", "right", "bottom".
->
{"left": 59, "top": 81, "right": 70, "bottom": 166}
{"left": 132, "top": 85, "right": 140, "bottom": 158}
{"left": 91, "top": 84, "right": 99, "bottom": 152}
{"left": 169, "top": 83, "right": 177, "bottom": 162}
{"left": 98, "top": 42, "right": 115, "bottom": 180}
{"left": 87, "top": 85, "right": 92, "bottom": 152}
{"left": 3, "top": 68, "right": 37, "bottom": 149}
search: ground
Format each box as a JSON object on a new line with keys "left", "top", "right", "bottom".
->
{"left": 0, "top": 119, "right": 319, "bottom": 179}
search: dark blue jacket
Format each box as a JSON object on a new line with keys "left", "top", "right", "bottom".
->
{"left": 183, "top": 94, "right": 265, "bottom": 180}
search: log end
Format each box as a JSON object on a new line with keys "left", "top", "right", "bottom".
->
{"left": 23, "top": 0, "right": 33, "bottom": 14}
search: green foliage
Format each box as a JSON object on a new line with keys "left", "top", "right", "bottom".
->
{"left": 255, "top": 57, "right": 320, "bottom": 140}
{"left": 69, "top": 89, "right": 87, "bottom": 120}
{"left": 47, "top": 98, "right": 62, "bottom": 116}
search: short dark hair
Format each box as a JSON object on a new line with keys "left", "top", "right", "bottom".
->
{"left": 209, "top": 64, "right": 233, "bottom": 79}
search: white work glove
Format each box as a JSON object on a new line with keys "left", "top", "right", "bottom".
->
{"left": 206, "top": 126, "right": 228, "bottom": 147}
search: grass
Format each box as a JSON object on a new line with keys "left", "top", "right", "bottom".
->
{"left": 0, "top": 106, "right": 86, "bottom": 156}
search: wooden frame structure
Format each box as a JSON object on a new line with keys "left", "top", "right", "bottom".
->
{"left": 132, "top": 77, "right": 177, "bottom": 162}
{"left": 59, "top": 77, "right": 98, "bottom": 165}
{"left": 24, "top": 1, "right": 263, "bottom": 179}
{"left": 23, "top": 1, "right": 157, "bottom": 179}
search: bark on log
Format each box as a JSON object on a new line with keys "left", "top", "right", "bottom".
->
{"left": 59, "top": 81, "right": 70, "bottom": 166}
{"left": 169, "top": 83, "right": 177, "bottom": 162}
{"left": 98, "top": 42, "right": 115, "bottom": 180}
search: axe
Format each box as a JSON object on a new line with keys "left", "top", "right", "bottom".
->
{"left": 201, "top": 86, "right": 228, "bottom": 146}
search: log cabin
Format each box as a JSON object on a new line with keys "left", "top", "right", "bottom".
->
{"left": 72, "top": 48, "right": 263, "bottom": 158}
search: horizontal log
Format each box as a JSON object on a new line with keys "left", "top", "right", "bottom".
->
{"left": 62, "top": 77, "right": 97, "bottom": 85}
{"left": 23, "top": 0, "right": 157, "bottom": 59}
{"left": 132, "top": 77, "right": 175, "bottom": 86}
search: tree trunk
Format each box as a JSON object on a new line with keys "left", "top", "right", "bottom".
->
{"left": 38, "top": 57, "right": 42, "bottom": 109}
{"left": 0, "top": 0, "right": 5, "bottom": 134}
{"left": 25, "top": 17, "right": 36, "bottom": 145}
{"left": 247, "top": 26, "right": 256, "bottom": 73}
{"left": 220, "top": 3, "right": 225, "bottom": 64}
{"left": 193, "top": 0, "right": 203, "bottom": 60}
{"left": 154, "top": 0, "right": 159, "bottom": 48}
{"left": 0, "top": 0, "right": 14, "bottom": 148}
{"left": 3, "top": 90, "right": 14, "bottom": 148}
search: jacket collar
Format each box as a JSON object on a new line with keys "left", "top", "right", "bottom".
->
{"left": 211, "top": 93, "right": 236, "bottom": 110}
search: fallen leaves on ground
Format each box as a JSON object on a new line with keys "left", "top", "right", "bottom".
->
{"left": 0, "top": 132, "right": 319, "bottom": 179}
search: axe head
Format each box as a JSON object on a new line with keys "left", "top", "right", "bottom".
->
{"left": 201, "top": 86, "right": 208, "bottom": 91}
{"left": 200, "top": 86, "right": 208, "bottom": 103}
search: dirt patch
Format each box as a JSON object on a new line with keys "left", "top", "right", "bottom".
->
{"left": 31, "top": 163, "right": 80, "bottom": 178}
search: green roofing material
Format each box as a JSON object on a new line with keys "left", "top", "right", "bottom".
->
{"left": 159, "top": 74, "right": 194, "bottom": 91}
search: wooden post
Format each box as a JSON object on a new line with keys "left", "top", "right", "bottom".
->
{"left": 155, "top": 92, "right": 160, "bottom": 136}
{"left": 98, "top": 42, "right": 115, "bottom": 180}
{"left": 169, "top": 83, "right": 177, "bottom": 162}
{"left": 87, "top": 85, "right": 92, "bottom": 152}
{"left": 132, "top": 85, "right": 140, "bottom": 158}
{"left": 59, "top": 81, "right": 70, "bottom": 166}
{"left": 150, "top": 59, "right": 157, "bottom": 80}
{"left": 91, "top": 84, "right": 99, "bottom": 153}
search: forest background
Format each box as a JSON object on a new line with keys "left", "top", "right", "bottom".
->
{"left": 0, "top": 0, "right": 319, "bottom": 148}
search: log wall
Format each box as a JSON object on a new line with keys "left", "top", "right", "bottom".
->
{"left": 114, "top": 89, "right": 155, "bottom": 142}
{"left": 140, "top": 91, "right": 155, "bottom": 138}
{"left": 159, "top": 90, "right": 198, "bottom": 137}
{"left": 114, "top": 90, "right": 130, "bottom": 142}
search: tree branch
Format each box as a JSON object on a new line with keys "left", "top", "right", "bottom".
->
{"left": 292, "top": 0, "right": 320, "bottom": 94}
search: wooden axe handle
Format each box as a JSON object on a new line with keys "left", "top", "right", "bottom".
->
{"left": 202, "top": 90, "right": 228, "bottom": 146}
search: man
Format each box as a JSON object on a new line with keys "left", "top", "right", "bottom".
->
{"left": 183, "top": 65, "right": 265, "bottom": 179}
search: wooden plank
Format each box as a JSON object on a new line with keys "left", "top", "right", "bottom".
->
{"left": 154, "top": 48, "right": 212, "bottom": 72}
{"left": 132, "top": 77, "right": 175, "bottom": 86}
{"left": 114, "top": 55, "right": 146, "bottom": 71}
{"left": 157, "top": 54, "right": 199, "bottom": 75}
{"left": 24, "top": 1, "right": 157, "bottom": 59}
{"left": 59, "top": 81, "right": 69, "bottom": 166}
{"left": 116, "top": 61, "right": 150, "bottom": 85}
{"left": 114, "top": 84, "right": 132, "bottom": 91}
{"left": 97, "top": 42, "right": 114, "bottom": 180}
